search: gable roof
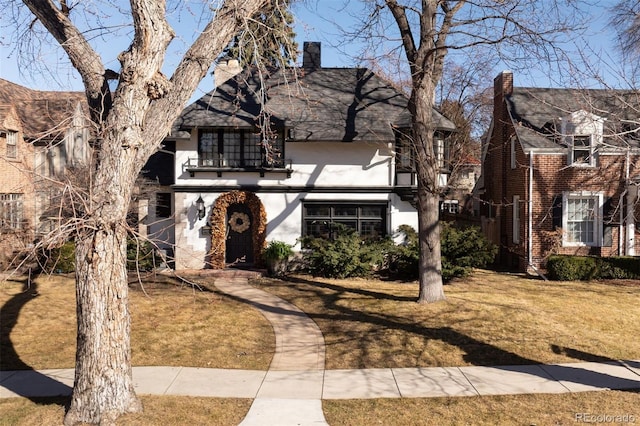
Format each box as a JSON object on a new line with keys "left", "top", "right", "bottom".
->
{"left": 506, "top": 87, "right": 640, "bottom": 152}
{"left": 172, "top": 67, "right": 455, "bottom": 142}
{"left": 0, "top": 78, "right": 87, "bottom": 141}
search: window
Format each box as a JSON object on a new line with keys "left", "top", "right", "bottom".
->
{"left": 396, "top": 131, "right": 414, "bottom": 171}
{"left": 155, "top": 193, "right": 172, "bottom": 218}
{"left": 512, "top": 195, "right": 520, "bottom": 244}
{"left": 571, "top": 135, "right": 594, "bottom": 166}
{"left": 440, "top": 200, "right": 459, "bottom": 214}
{"left": 0, "top": 193, "right": 23, "bottom": 229}
{"left": 6, "top": 130, "right": 17, "bottom": 158}
{"left": 198, "top": 129, "right": 284, "bottom": 168}
{"left": 433, "top": 132, "right": 450, "bottom": 171}
{"left": 510, "top": 136, "right": 517, "bottom": 169}
{"left": 563, "top": 193, "right": 602, "bottom": 246}
{"left": 302, "top": 202, "right": 387, "bottom": 239}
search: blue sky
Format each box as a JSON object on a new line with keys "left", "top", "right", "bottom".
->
{"left": 0, "top": 1, "right": 628, "bottom": 99}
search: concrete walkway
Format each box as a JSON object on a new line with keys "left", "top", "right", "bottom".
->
{"left": 214, "top": 277, "right": 327, "bottom": 425}
{"left": 1, "top": 276, "right": 639, "bottom": 425}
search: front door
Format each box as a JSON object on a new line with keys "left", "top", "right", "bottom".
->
{"left": 226, "top": 203, "right": 253, "bottom": 265}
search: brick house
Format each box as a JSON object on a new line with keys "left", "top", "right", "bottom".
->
{"left": 0, "top": 78, "right": 91, "bottom": 267}
{"left": 478, "top": 71, "right": 640, "bottom": 272}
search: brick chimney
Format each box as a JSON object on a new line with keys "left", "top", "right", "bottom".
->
{"left": 493, "top": 70, "right": 513, "bottom": 118}
{"left": 214, "top": 58, "right": 242, "bottom": 88}
{"left": 302, "top": 42, "right": 321, "bottom": 70}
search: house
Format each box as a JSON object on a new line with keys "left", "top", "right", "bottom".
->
{"left": 0, "top": 78, "right": 91, "bottom": 267}
{"left": 146, "top": 42, "right": 456, "bottom": 270}
{"left": 441, "top": 155, "right": 481, "bottom": 217}
{"left": 478, "top": 71, "right": 640, "bottom": 272}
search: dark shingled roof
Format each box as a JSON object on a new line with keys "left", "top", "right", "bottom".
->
{"left": 172, "top": 67, "right": 455, "bottom": 142}
{"left": 0, "top": 78, "right": 87, "bottom": 141}
{"left": 507, "top": 87, "right": 640, "bottom": 151}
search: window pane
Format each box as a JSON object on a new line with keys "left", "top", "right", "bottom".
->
{"left": 156, "top": 193, "right": 172, "bottom": 218}
{"left": 244, "top": 132, "right": 263, "bottom": 167}
{"left": 361, "top": 220, "right": 383, "bottom": 238}
{"left": 333, "top": 220, "right": 357, "bottom": 231}
{"left": 265, "top": 130, "right": 285, "bottom": 167}
{"left": 360, "top": 206, "right": 384, "bottom": 217}
{"left": 0, "top": 193, "right": 23, "bottom": 229}
{"left": 306, "top": 205, "right": 330, "bottom": 216}
{"left": 6, "top": 131, "right": 17, "bottom": 158}
{"left": 305, "top": 220, "right": 330, "bottom": 238}
{"left": 334, "top": 205, "right": 357, "bottom": 216}
{"left": 199, "top": 131, "right": 218, "bottom": 166}
{"left": 223, "top": 131, "right": 242, "bottom": 167}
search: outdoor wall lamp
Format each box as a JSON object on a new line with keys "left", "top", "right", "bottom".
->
{"left": 195, "top": 195, "right": 206, "bottom": 220}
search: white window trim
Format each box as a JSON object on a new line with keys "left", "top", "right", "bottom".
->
{"left": 441, "top": 199, "right": 459, "bottom": 214}
{"left": 568, "top": 134, "right": 596, "bottom": 167}
{"left": 562, "top": 191, "right": 603, "bottom": 247}
{"left": 6, "top": 130, "right": 17, "bottom": 159}
{"left": 512, "top": 195, "right": 520, "bottom": 244}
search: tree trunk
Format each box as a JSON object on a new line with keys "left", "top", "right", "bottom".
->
{"left": 416, "top": 185, "right": 446, "bottom": 303}
{"left": 65, "top": 224, "right": 141, "bottom": 426}
{"left": 412, "top": 81, "right": 446, "bottom": 304}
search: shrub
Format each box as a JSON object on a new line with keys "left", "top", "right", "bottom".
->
{"left": 386, "top": 225, "right": 419, "bottom": 279}
{"left": 386, "top": 223, "right": 497, "bottom": 281}
{"left": 262, "top": 240, "right": 294, "bottom": 261}
{"left": 43, "top": 241, "right": 76, "bottom": 273}
{"left": 126, "top": 238, "right": 159, "bottom": 271}
{"left": 42, "top": 237, "right": 160, "bottom": 273}
{"left": 547, "top": 255, "right": 640, "bottom": 281}
{"left": 301, "top": 225, "right": 388, "bottom": 279}
{"left": 262, "top": 241, "right": 294, "bottom": 277}
{"left": 440, "top": 222, "right": 497, "bottom": 280}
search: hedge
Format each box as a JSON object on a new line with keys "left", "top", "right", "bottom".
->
{"left": 546, "top": 255, "right": 640, "bottom": 281}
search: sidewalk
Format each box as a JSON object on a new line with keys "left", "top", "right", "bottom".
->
{"left": 1, "top": 275, "right": 639, "bottom": 426}
{"left": 2, "top": 360, "right": 640, "bottom": 400}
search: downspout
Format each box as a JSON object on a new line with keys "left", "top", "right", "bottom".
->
{"left": 528, "top": 152, "right": 547, "bottom": 280}
{"left": 619, "top": 149, "right": 629, "bottom": 255}
{"left": 625, "top": 149, "right": 636, "bottom": 255}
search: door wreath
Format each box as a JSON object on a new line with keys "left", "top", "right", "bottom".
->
{"left": 228, "top": 211, "right": 250, "bottom": 233}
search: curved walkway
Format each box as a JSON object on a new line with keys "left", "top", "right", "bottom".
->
{"left": 214, "top": 277, "right": 327, "bottom": 425}
{"left": 1, "top": 276, "right": 640, "bottom": 425}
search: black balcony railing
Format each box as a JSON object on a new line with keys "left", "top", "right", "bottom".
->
{"left": 183, "top": 155, "right": 293, "bottom": 178}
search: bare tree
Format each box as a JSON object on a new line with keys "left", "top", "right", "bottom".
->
{"left": 3, "top": 1, "right": 281, "bottom": 424}
{"left": 611, "top": 0, "right": 640, "bottom": 58}
{"left": 343, "top": 0, "right": 586, "bottom": 302}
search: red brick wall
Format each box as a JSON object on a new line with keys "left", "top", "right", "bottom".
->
{"left": 530, "top": 153, "right": 640, "bottom": 268}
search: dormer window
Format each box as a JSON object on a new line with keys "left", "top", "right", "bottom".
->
{"left": 6, "top": 130, "right": 17, "bottom": 159}
{"left": 560, "top": 110, "right": 603, "bottom": 168}
{"left": 570, "top": 135, "right": 594, "bottom": 166}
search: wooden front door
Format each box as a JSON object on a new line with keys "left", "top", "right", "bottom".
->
{"left": 225, "top": 203, "right": 253, "bottom": 265}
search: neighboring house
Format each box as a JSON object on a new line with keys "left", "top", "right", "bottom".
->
{"left": 146, "top": 42, "right": 456, "bottom": 270}
{"left": 0, "top": 78, "right": 91, "bottom": 266}
{"left": 441, "top": 155, "right": 481, "bottom": 217}
{"left": 478, "top": 71, "right": 640, "bottom": 272}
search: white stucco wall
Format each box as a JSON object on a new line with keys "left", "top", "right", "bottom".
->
{"left": 167, "top": 132, "right": 420, "bottom": 269}
{"left": 171, "top": 190, "right": 419, "bottom": 269}
{"left": 175, "top": 136, "right": 395, "bottom": 187}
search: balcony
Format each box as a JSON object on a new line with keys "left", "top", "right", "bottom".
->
{"left": 183, "top": 156, "right": 293, "bottom": 178}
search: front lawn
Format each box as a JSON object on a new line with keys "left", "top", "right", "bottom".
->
{"left": 252, "top": 270, "right": 640, "bottom": 369}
